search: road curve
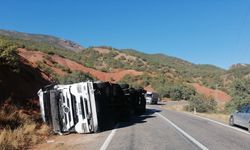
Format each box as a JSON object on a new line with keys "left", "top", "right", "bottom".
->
{"left": 104, "top": 104, "right": 250, "bottom": 150}
{"left": 106, "top": 108, "right": 199, "bottom": 150}
{"left": 34, "top": 103, "right": 250, "bottom": 150}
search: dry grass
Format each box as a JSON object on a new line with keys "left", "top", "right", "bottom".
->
{"left": 193, "top": 112, "right": 230, "bottom": 124}
{"left": 0, "top": 105, "right": 51, "bottom": 150}
{"left": 163, "top": 101, "right": 230, "bottom": 124}
{"left": 162, "top": 101, "right": 188, "bottom": 112}
{"left": 164, "top": 104, "right": 186, "bottom": 112}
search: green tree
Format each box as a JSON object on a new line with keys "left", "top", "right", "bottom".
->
{"left": 181, "top": 85, "right": 196, "bottom": 100}
{"left": 0, "top": 38, "right": 19, "bottom": 71}
{"left": 160, "top": 84, "right": 196, "bottom": 101}
{"left": 186, "top": 94, "right": 217, "bottom": 112}
{"left": 226, "top": 78, "right": 250, "bottom": 112}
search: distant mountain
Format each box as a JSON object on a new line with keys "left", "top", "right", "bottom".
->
{"left": 230, "top": 63, "right": 250, "bottom": 69}
{"left": 0, "top": 29, "right": 84, "bottom": 52}
{"left": 228, "top": 63, "right": 250, "bottom": 79}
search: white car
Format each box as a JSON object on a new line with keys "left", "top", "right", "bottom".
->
{"left": 229, "top": 105, "right": 250, "bottom": 131}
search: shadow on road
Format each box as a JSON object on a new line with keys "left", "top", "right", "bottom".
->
{"left": 116, "top": 108, "right": 161, "bottom": 129}
{"left": 233, "top": 124, "right": 249, "bottom": 131}
{"left": 99, "top": 108, "right": 161, "bottom": 132}
{"left": 147, "top": 103, "right": 166, "bottom": 106}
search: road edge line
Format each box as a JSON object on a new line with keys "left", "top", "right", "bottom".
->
{"left": 100, "top": 123, "right": 119, "bottom": 150}
{"left": 184, "top": 112, "right": 250, "bottom": 135}
{"left": 156, "top": 112, "right": 209, "bottom": 150}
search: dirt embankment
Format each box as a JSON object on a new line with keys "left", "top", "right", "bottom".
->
{"left": 0, "top": 55, "right": 51, "bottom": 106}
{"left": 18, "top": 48, "right": 143, "bottom": 82}
{"left": 191, "top": 83, "right": 231, "bottom": 103}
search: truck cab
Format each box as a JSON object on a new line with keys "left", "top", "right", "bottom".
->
{"left": 37, "top": 81, "right": 98, "bottom": 134}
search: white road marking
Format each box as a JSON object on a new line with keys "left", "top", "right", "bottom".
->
{"left": 151, "top": 104, "right": 250, "bottom": 135}
{"left": 156, "top": 112, "right": 209, "bottom": 150}
{"left": 184, "top": 112, "right": 250, "bottom": 135}
{"left": 100, "top": 123, "right": 119, "bottom": 150}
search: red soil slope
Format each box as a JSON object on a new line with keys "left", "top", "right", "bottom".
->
{"left": 0, "top": 55, "right": 51, "bottom": 107}
{"left": 191, "top": 83, "right": 231, "bottom": 102}
{"left": 18, "top": 48, "right": 143, "bottom": 82}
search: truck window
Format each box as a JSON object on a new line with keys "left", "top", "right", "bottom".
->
{"left": 84, "top": 98, "right": 89, "bottom": 116}
{"left": 80, "top": 96, "right": 86, "bottom": 119}
{"left": 66, "top": 96, "right": 72, "bottom": 122}
{"left": 146, "top": 94, "right": 152, "bottom": 97}
{"left": 70, "top": 93, "right": 78, "bottom": 124}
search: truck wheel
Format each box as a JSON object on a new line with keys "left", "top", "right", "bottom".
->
{"left": 96, "top": 82, "right": 109, "bottom": 89}
{"left": 229, "top": 116, "right": 234, "bottom": 126}
{"left": 120, "top": 84, "right": 129, "bottom": 89}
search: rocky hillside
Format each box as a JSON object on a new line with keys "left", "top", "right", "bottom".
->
{"left": 228, "top": 63, "right": 250, "bottom": 79}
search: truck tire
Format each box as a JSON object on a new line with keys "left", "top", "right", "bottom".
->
{"left": 120, "top": 84, "right": 129, "bottom": 89}
{"left": 95, "top": 82, "right": 110, "bottom": 90}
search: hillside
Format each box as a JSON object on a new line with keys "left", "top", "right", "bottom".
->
{"left": 1, "top": 29, "right": 246, "bottom": 105}
{"left": 4, "top": 30, "right": 250, "bottom": 149}
{"left": 228, "top": 63, "right": 250, "bottom": 79}
{"left": 0, "top": 29, "right": 84, "bottom": 52}
{"left": 18, "top": 48, "right": 143, "bottom": 82}
{"left": 0, "top": 56, "right": 51, "bottom": 107}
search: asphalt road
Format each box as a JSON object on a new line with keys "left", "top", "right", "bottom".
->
{"left": 35, "top": 103, "right": 250, "bottom": 150}
{"left": 102, "top": 104, "right": 250, "bottom": 150}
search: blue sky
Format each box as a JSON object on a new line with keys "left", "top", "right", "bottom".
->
{"left": 1, "top": 0, "right": 250, "bottom": 69}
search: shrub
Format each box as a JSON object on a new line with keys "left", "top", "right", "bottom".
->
{"left": 0, "top": 38, "right": 19, "bottom": 71}
{"left": 225, "top": 96, "right": 250, "bottom": 113}
{"left": 160, "top": 84, "right": 196, "bottom": 101}
{"left": 185, "top": 94, "right": 217, "bottom": 113}
{"left": 62, "top": 67, "right": 72, "bottom": 73}
{"left": 53, "top": 63, "right": 72, "bottom": 73}
{"left": 59, "top": 71, "right": 94, "bottom": 84}
{"left": 47, "top": 51, "right": 55, "bottom": 55}
{"left": 169, "top": 86, "right": 182, "bottom": 100}
{"left": 225, "top": 78, "right": 250, "bottom": 112}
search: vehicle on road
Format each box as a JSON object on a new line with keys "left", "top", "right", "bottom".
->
{"left": 38, "top": 81, "right": 146, "bottom": 134}
{"left": 38, "top": 82, "right": 99, "bottom": 134}
{"left": 229, "top": 105, "right": 250, "bottom": 131}
{"left": 145, "top": 92, "right": 160, "bottom": 104}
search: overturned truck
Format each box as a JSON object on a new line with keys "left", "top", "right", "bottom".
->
{"left": 37, "top": 81, "right": 146, "bottom": 134}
